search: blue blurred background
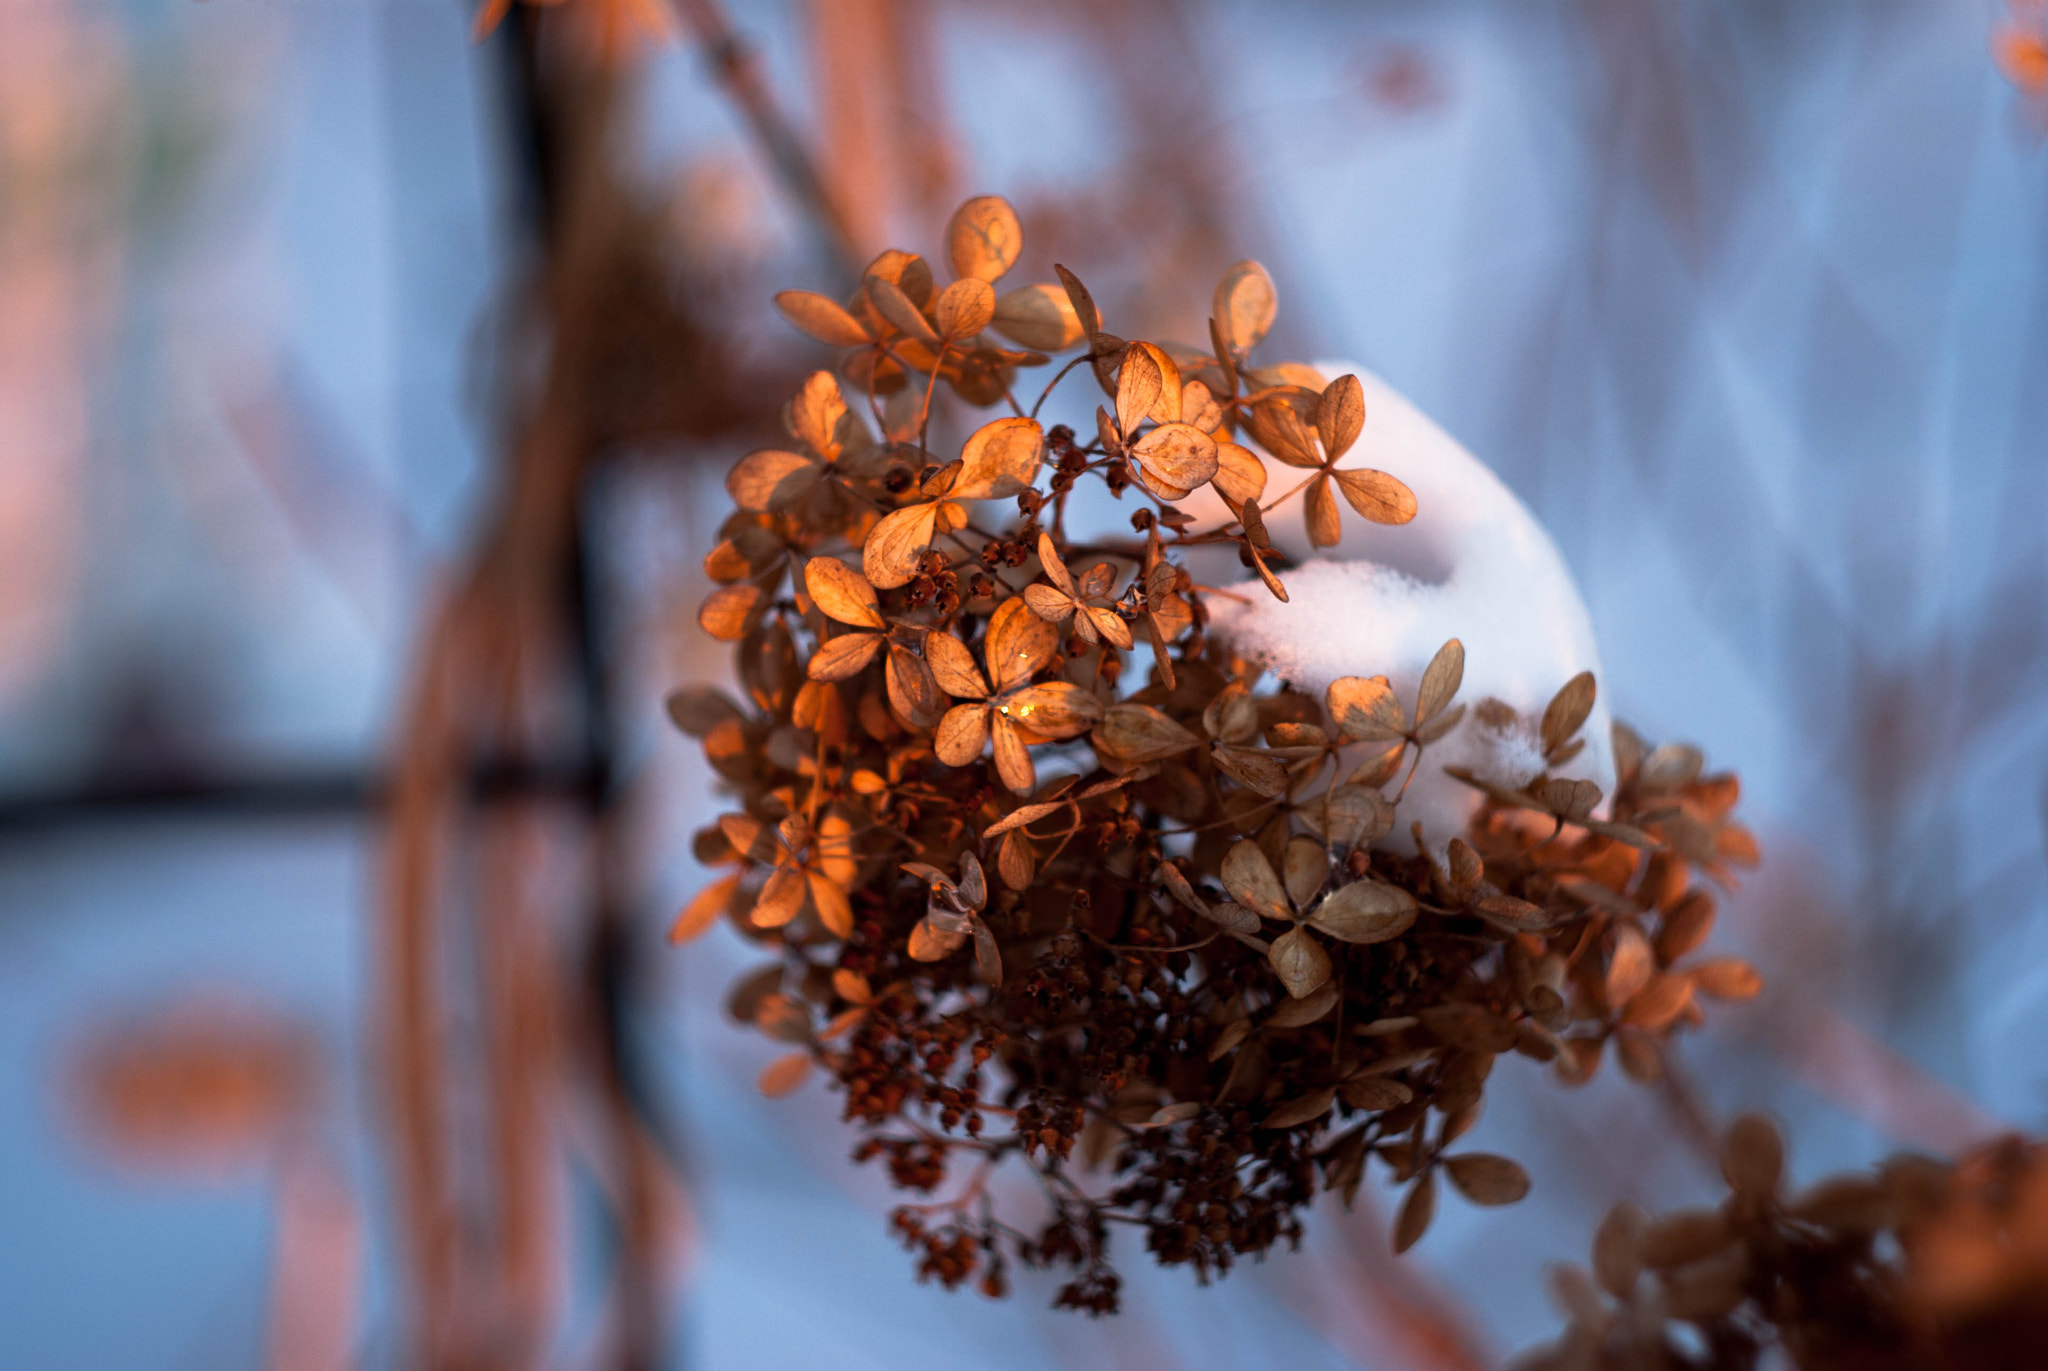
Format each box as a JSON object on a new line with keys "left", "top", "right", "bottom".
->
{"left": 1, "top": 1, "right": 2044, "bottom": 1367}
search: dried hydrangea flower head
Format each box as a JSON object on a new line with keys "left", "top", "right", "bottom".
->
{"left": 1517, "top": 1117, "right": 2048, "bottom": 1371}
{"left": 668, "top": 195, "right": 1760, "bottom": 1312}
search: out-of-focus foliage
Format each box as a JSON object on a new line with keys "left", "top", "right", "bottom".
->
{"left": 1519, "top": 1116, "right": 2048, "bottom": 1371}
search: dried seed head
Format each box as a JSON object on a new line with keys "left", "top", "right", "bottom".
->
{"left": 670, "top": 194, "right": 1759, "bottom": 1315}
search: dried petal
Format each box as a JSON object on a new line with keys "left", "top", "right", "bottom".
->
{"left": 992, "top": 283, "right": 1083, "bottom": 351}
{"left": 1304, "top": 473, "right": 1342, "bottom": 548}
{"left": 925, "top": 631, "right": 990, "bottom": 699}
{"left": 1247, "top": 395, "right": 1321, "bottom": 468}
{"left": 1623, "top": 973, "right": 1694, "bottom": 1031}
{"left": 1213, "top": 260, "right": 1277, "bottom": 355}
{"left": 1267, "top": 983, "right": 1338, "bottom": 1027}
{"left": 1542, "top": 672, "right": 1598, "bottom": 758}
{"left": 726, "top": 449, "right": 814, "bottom": 511}
{"left": 1332, "top": 467, "right": 1417, "bottom": 524}
{"left": 808, "top": 871, "right": 853, "bottom": 938}
{"left": 970, "top": 915, "right": 1003, "bottom": 987}
{"left": 698, "top": 584, "right": 764, "bottom": 642}
{"left": 1721, "top": 1112, "right": 1784, "bottom": 1200}
{"left": 1314, "top": 374, "right": 1365, "bottom": 461}
{"left": 990, "top": 713, "right": 1035, "bottom": 794}
{"left": 789, "top": 370, "right": 849, "bottom": 458}
{"left": 1392, "top": 1170, "right": 1437, "bottom": 1253}
{"left": 1267, "top": 925, "right": 1332, "bottom": 998}
{"left": 1222, "top": 840, "right": 1290, "bottom": 919}
{"left": 945, "top": 195, "right": 1022, "bottom": 282}
{"left": 1116, "top": 341, "right": 1162, "bottom": 437}
{"left": 1415, "top": 638, "right": 1464, "bottom": 726}
{"left": 832, "top": 968, "right": 872, "bottom": 1005}
{"left": 1093, "top": 703, "right": 1200, "bottom": 762}
{"left": 1339, "top": 1076, "right": 1414, "bottom": 1110}
{"left": 1212, "top": 743, "right": 1290, "bottom": 797}
{"left": 885, "top": 645, "right": 944, "bottom": 729}
{"left": 1282, "top": 836, "right": 1328, "bottom": 911}
{"left": 669, "top": 873, "right": 740, "bottom": 943}
{"left": 1130, "top": 422, "right": 1220, "bottom": 500}
{"left": 935, "top": 703, "right": 990, "bottom": 766}
{"left": 1052, "top": 263, "right": 1101, "bottom": 337}
{"left": 934, "top": 276, "right": 996, "bottom": 339}
{"left": 1443, "top": 1154, "right": 1530, "bottom": 1205}
{"left": 774, "top": 289, "right": 870, "bottom": 347}
{"left": 1637, "top": 1208, "right": 1733, "bottom": 1269}
{"left": 1328, "top": 675, "right": 1406, "bottom": 742}
{"left": 1211, "top": 442, "right": 1268, "bottom": 507}
{"left": 1203, "top": 680, "right": 1259, "bottom": 743}
{"left": 1001, "top": 682, "right": 1103, "bottom": 739}
{"left": 1593, "top": 1202, "right": 1646, "bottom": 1297}
{"left": 1261, "top": 1088, "right": 1335, "bottom": 1130}
{"left": 1606, "top": 925, "right": 1655, "bottom": 1009}
{"left": 1308, "top": 880, "right": 1419, "bottom": 944}
{"left": 804, "top": 557, "right": 885, "bottom": 629}
{"left": 865, "top": 273, "right": 941, "bottom": 348}
{"left": 664, "top": 687, "right": 743, "bottom": 738}
{"left": 753, "top": 867, "right": 807, "bottom": 928}
{"left": 976, "top": 602, "right": 1048, "bottom": 694}
{"left": 1023, "top": 584, "right": 1078, "bottom": 623}
{"left": 808, "top": 630, "right": 885, "bottom": 681}
{"left": 952, "top": 416, "right": 1044, "bottom": 500}
{"left": 996, "top": 830, "right": 1037, "bottom": 891}
{"left": 863, "top": 501, "right": 939, "bottom": 589}
{"left": 1692, "top": 958, "right": 1763, "bottom": 1001}
{"left": 757, "top": 1051, "right": 813, "bottom": 1097}
{"left": 907, "top": 915, "right": 967, "bottom": 961}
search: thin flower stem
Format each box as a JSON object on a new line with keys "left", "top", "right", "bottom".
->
{"left": 916, "top": 345, "right": 950, "bottom": 460}
{"left": 1260, "top": 471, "right": 1316, "bottom": 515}
{"left": 1030, "top": 352, "right": 1096, "bottom": 421}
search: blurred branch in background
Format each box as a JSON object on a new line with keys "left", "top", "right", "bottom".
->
{"left": 375, "top": 11, "right": 777, "bottom": 1365}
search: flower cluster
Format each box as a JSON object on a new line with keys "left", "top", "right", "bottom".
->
{"left": 667, "top": 196, "right": 1761, "bottom": 1312}
{"left": 1517, "top": 1117, "right": 2048, "bottom": 1371}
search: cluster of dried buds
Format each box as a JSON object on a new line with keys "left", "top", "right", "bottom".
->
{"left": 1517, "top": 1117, "right": 2048, "bottom": 1371}
{"left": 666, "top": 196, "right": 1760, "bottom": 1312}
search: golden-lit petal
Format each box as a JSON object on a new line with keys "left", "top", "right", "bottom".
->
{"left": 984, "top": 595, "right": 1058, "bottom": 691}
{"left": 951, "top": 417, "right": 1044, "bottom": 501}
{"left": 924, "top": 630, "right": 990, "bottom": 699}
{"left": 1212, "top": 260, "right": 1277, "bottom": 355}
{"left": 946, "top": 195, "right": 1024, "bottom": 282}
{"left": 862, "top": 501, "right": 939, "bottom": 590}
{"left": 934, "top": 703, "right": 990, "bottom": 766}
{"left": 991, "top": 714, "right": 1035, "bottom": 794}
{"left": 804, "top": 557, "right": 885, "bottom": 628}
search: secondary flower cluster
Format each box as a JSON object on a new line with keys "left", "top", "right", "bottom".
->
{"left": 667, "top": 196, "right": 1761, "bottom": 1312}
{"left": 1517, "top": 1117, "right": 2048, "bottom": 1371}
